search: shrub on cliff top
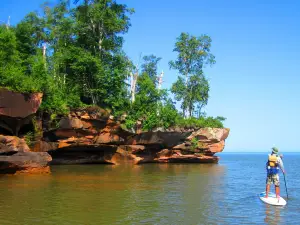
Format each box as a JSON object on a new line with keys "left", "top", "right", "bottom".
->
{"left": 175, "top": 116, "right": 225, "bottom": 129}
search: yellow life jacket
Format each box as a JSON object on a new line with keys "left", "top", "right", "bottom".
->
{"left": 268, "top": 154, "right": 278, "bottom": 167}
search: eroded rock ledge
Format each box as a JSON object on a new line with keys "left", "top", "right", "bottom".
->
{"left": 33, "top": 110, "right": 229, "bottom": 165}
{"left": 0, "top": 88, "right": 230, "bottom": 174}
{"left": 0, "top": 135, "right": 51, "bottom": 174}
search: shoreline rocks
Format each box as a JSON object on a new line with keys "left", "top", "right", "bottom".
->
{"left": 32, "top": 109, "right": 229, "bottom": 166}
{"left": 0, "top": 135, "right": 52, "bottom": 174}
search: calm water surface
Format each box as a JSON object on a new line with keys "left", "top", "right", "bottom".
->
{"left": 0, "top": 153, "right": 299, "bottom": 225}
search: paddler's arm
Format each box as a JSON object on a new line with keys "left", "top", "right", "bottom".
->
{"left": 277, "top": 157, "right": 285, "bottom": 173}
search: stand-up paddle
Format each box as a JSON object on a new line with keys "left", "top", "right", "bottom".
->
{"left": 283, "top": 173, "right": 288, "bottom": 199}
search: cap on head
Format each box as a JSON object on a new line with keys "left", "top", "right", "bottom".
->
{"left": 272, "top": 147, "right": 279, "bottom": 154}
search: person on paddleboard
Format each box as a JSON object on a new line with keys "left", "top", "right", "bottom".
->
{"left": 265, "top": 147, "right": 285, "bottom": 200}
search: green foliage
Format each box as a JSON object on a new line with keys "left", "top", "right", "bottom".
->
{"left": 32, "top": 117, "right": 42, "bottom": 136}
{"left": 0, "top": 1, "right": 226, "bottom": 130}
{"left": 169, "top": 32, "right": 215, "bottom": 75}
{"left": 0, "top": 25, "right": 45, "bottom": 93}
{"left": 0, "top": 25, "right": 19, "bottom": 64}
{"left": 175, "top": 116, "right": 225, "bottom": 128}
{"left": 125, "top": 71, "right": 164, "bottom": 130}
{"left": 142, "top": 112, "right": 160, "bottom": 131}
{"left": 157, "top": 100, "right": 179, "bottom": 128}
{"left": 141, "top": 54, "right": 162, "bottom": 84}
{"left": 124, "top": 117, "right": 135, "bottom": 130}
{"left": 24, "top": 131, "right": 35, "bottom": 147}
{"left": 125, "top": 100, "right": 178, "bottom": 131}
{"left": 191, "top": 137, "right": 198, "bottom": 150}
{"left": 0, "top": 0, "right": 133, "bottom": 115}
{"left": 171, "top": 73, "right": 209, "bottom": 118}
{"left": 169, "top": 32, "right": 215, "bottom": 117}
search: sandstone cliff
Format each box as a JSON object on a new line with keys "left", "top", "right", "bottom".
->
{"left": 0, "top": 88, "right": 230, "bottom": 174}
{"left": 33, "top": 108, "right": 229, "bottom": 165}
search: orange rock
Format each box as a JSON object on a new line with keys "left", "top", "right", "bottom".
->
{"left": 85, "top": 135, "right": 94, "bottom": 139}
{"left": 15, "top": 166, "right": 51, "bottom": 174}
{"left": 81, "top": 120, "right": 93, "bottom": 129}
{"left": 55, "top": 129, "right": 78, "bottom": 138}
{"left": 0, "top": 88, "right": 42, "bottom": 118}
{"left": 94, "top": 133, "right": 124, "bottom": 144}
{"left": 110, "top": 147, "right": 136, "bottom": 164}
{"left": 31, "top": 141, "right": 57, "bottom": 152}
{"left": 187, "top": 128, "right": 230, "bottom": 143}
{"left": 0, "top": 151, "right": 52, "bottom": 174}
{"left": 0, "top": 135, "right": 30, "bottom": 153}
{"left": 156, "top": 155, "right": 219, "bottom": 163}
{"left": 156, "top": 149, "right": 173, "bottom": 158}
{"left": 80, "top": 114, "right": 91, "bottom": 120}
{"left": 118, "top": 145, "right": 145, "bottom": 153}
{"left": 58, "top": 142, "right": 72, "bottom": 149}
{"left": 126, "top": 131, "right": 191, "bottom": 148}
{"left": 206, "top": 140, "right": 225, "bottom": 154}
{"left": 59, "top": 117, "right": 83, "bottom": 129}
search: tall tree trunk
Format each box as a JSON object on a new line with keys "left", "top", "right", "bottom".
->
{"left": 157, "top": 71, "right": 164, "bottom": 116}
{"left": 6, "top": 16, "right": 10, "bottom": 29}
{"left": 43, "top": 45, "right": 47, "bottom": 70}
{"left": 183, "top": 75, "right": 188, "bottom": 118}
{"left": 130, "top": 72, "right": 138, "bottom": 103}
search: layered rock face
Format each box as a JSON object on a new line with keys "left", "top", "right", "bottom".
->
{"left": 0, "top": 88, "right": 43, "bottom": 135}
{"left": 0, "top": 89, "right": 52, "bottom": 174}
{"left": 0, "top": 89, "right": 230, "bottom": 173}
{"left": 32, "top": 110, "right": 230, "bottom": 165}
{"left": 0, "top": 135, "right": 52, "bottom": 174}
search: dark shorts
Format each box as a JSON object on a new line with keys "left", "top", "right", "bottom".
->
{"left": 266, "top": 174, "right": 280, "bottom": 186}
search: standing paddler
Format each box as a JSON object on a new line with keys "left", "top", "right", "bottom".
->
{"left": 265, "top": 147, "right": 285, "bottom": 200}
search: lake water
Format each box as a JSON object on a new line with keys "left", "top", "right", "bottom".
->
{"left": 0, "top": 153, "right": 299, "bottom": 225}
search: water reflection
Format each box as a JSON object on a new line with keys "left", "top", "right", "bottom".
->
{"left": 120, "top": 163, "right": 227, "bottom": 224}
{"left": 0, "top": 163, "right": 237, "bottom": 225}
{"left": 264, "top": 204, "right": 283, "bottom": 225}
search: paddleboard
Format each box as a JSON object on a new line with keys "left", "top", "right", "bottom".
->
{"left": 259, "top": 192, "right": 287, "bottom": 206}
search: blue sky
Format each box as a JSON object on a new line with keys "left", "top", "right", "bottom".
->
{"left": 1, "top": 0, "right": 299, "bottom": 152}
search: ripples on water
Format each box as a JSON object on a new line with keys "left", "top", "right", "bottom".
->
{"left": 0, "top": 153, "right": 299, "bottom": 224}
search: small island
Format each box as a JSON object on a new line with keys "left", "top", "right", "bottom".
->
{"left": 0, "top": 0, "right": 229, "bottom": 174}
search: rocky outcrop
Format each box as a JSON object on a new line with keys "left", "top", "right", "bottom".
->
{"left": 0, "top": 88, "right": 43, "bottom": 135}
{"left": 0, "top": 135, "right": 52, "bottom": 174}
{"left": 0, "top": 89, "right": 230, "bottom": 170}
{"left": 28, "top": 109, "right": 230, "bottom": 165}
{"left": 171, "top": 129, "right": 228, "bottom": 155}
{"left": 126, "top": 131, "right": 191, "bottom": 148}
{"left": 0, "top": 135, "right": 30, "bottom": 154}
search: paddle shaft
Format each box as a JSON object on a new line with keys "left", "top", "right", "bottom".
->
{"left": 283, "top": 173, "right": 289, "bottom": 199}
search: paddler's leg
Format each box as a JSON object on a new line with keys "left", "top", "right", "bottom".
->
{"left": 265, "top": 175, "right": 271, "bottom": 198}
{"left": 275, "top": 186, "right": 280, "bottom": 200}
{"left": 265, "top": 184, "right": 270, "bottom": 198}
{"left": 274, "top": 174, "right": 280, "bottom": 200}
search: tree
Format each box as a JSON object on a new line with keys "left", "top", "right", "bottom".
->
{"left": 169, "top": 32, "right": 215, "bottom": 117}
{"left": 132, "top": 72, "right": 162, "bottom": 117}
{"left": 187, "top": 73, "right": 209, "bottom": 117}
{"left": 170, "top": 76, "right": 187, "bottom": 115}
{"left": 0, "top": 0, "right": 135, "bottom": 114}
{"left": 141, "top": 54, "right": 161, "bottom": 84}
{"left": 71, "top": 0, "right": 134, "bottom": 110}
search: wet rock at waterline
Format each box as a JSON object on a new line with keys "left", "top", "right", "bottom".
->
{"left": 0, "top": 135, "right": 52, "bottom": 174}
